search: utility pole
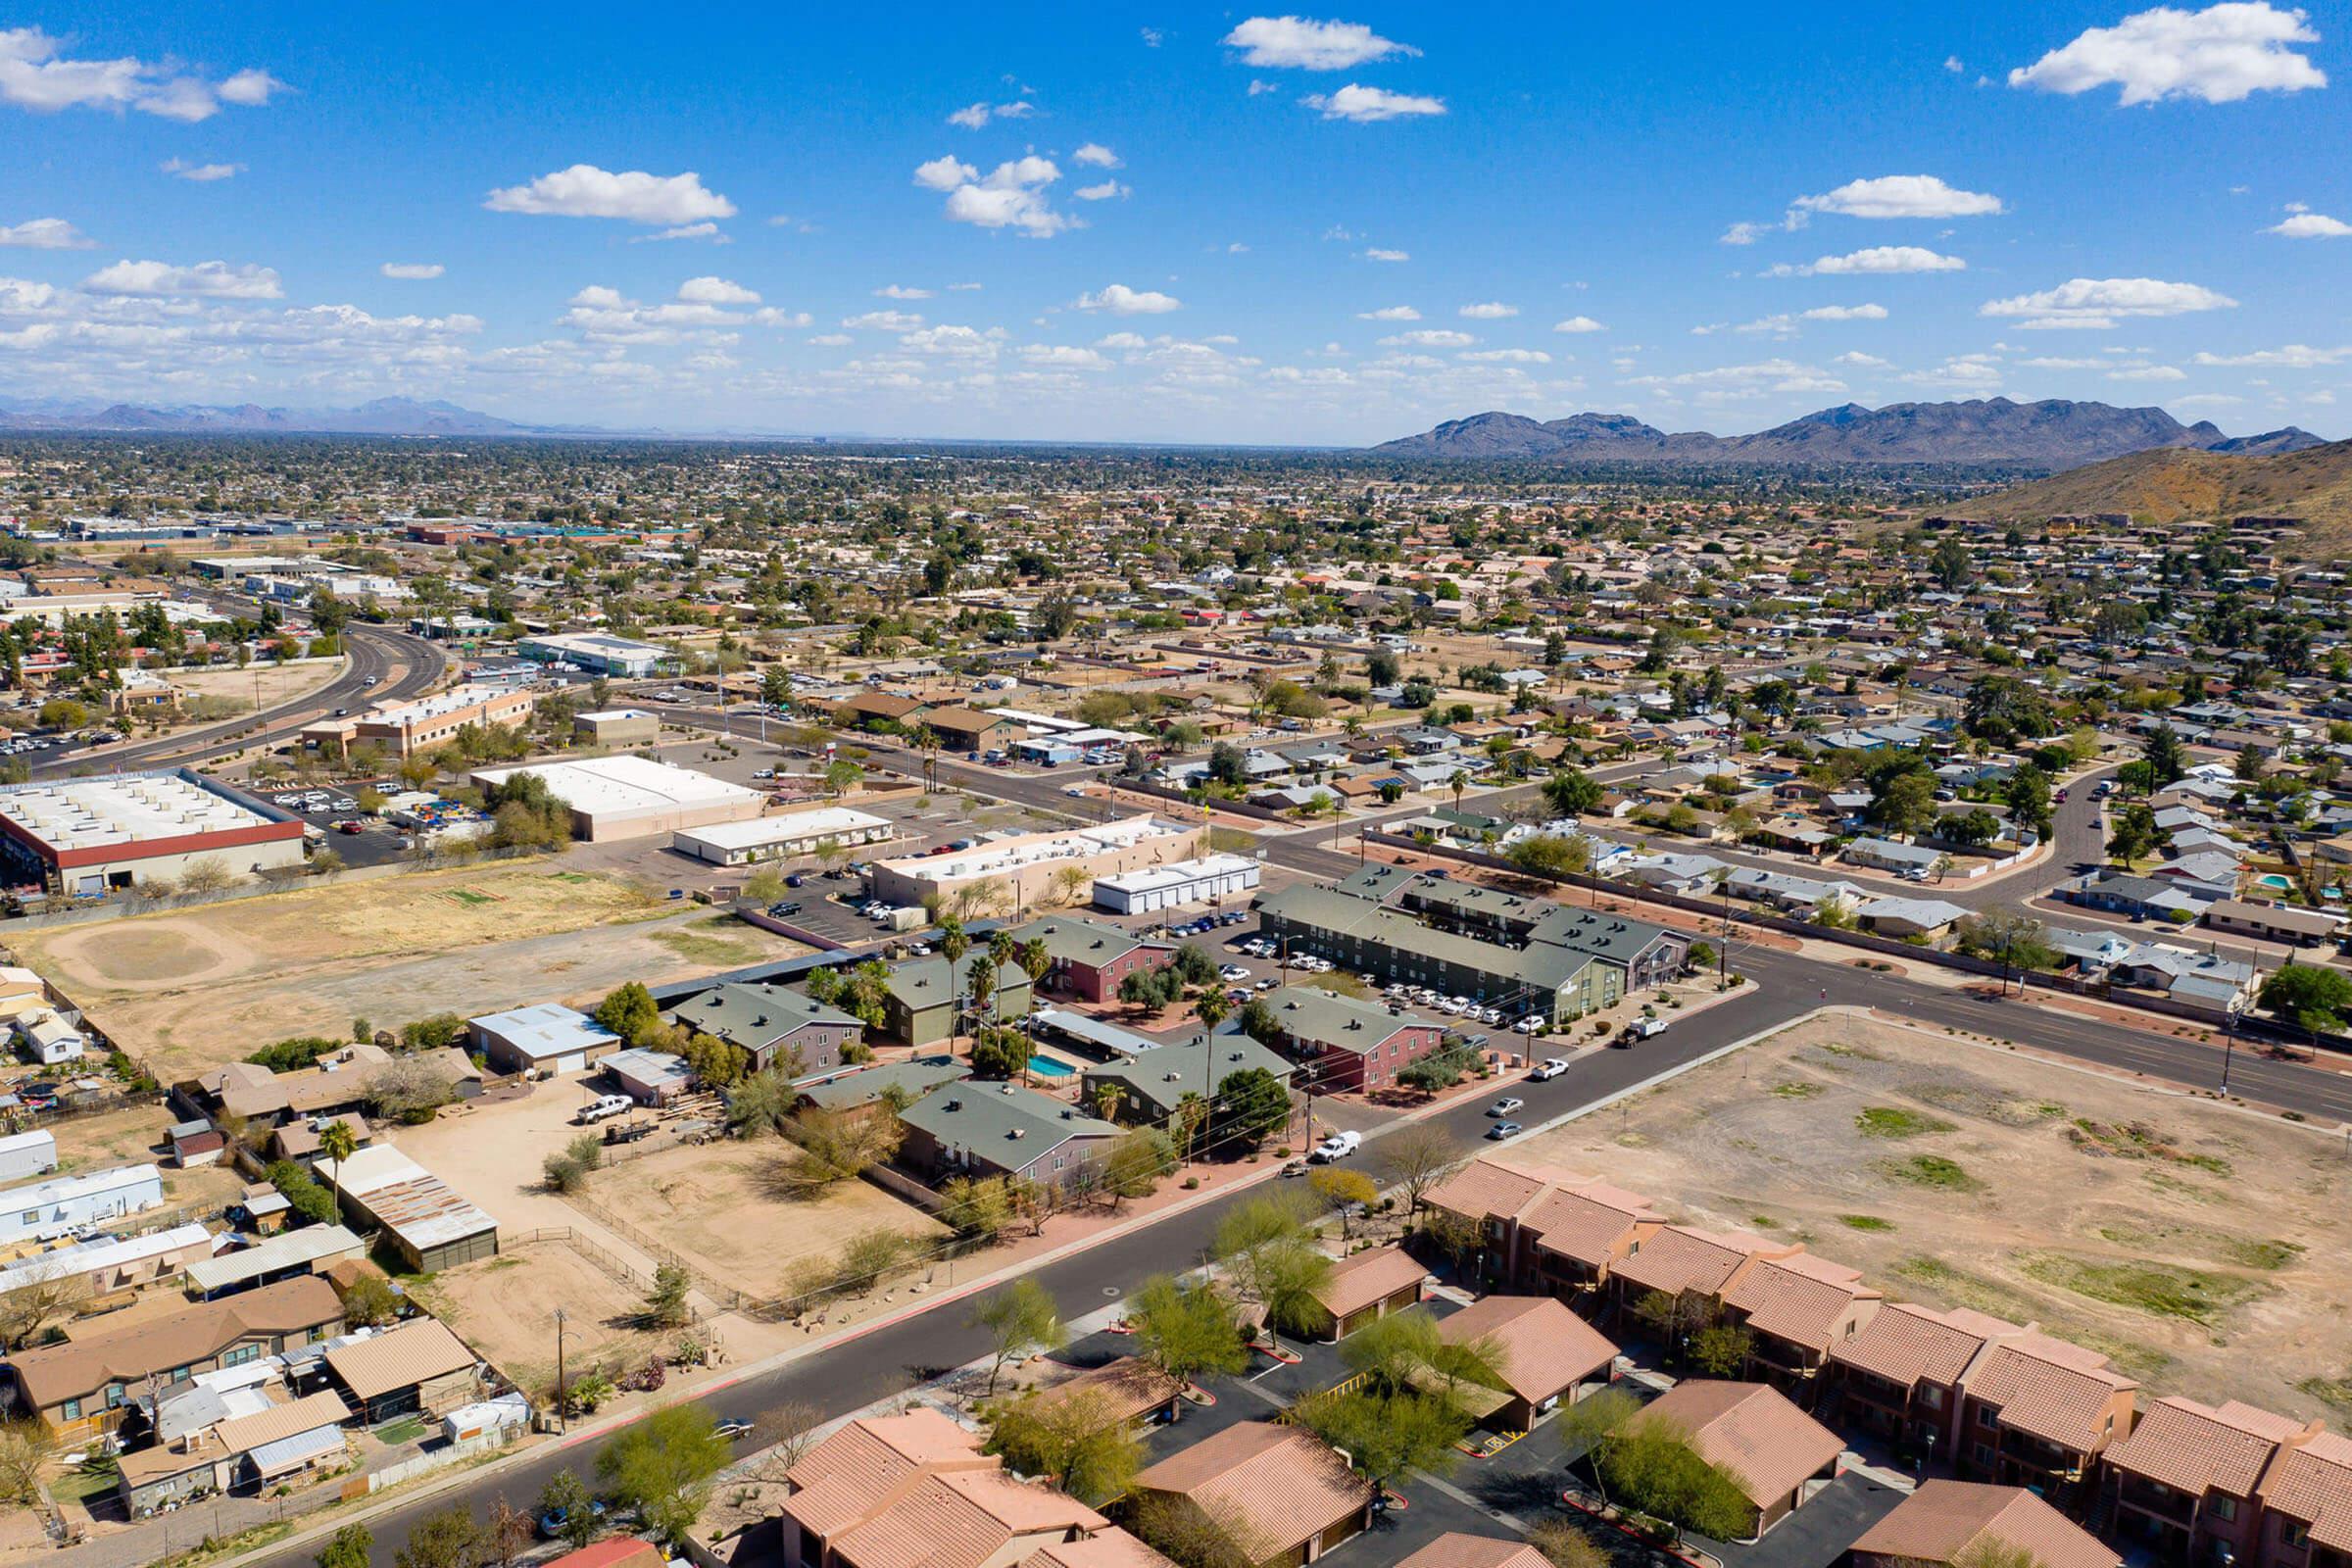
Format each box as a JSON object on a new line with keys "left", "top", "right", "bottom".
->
{"left": 554, "top": 1306, "right": 568, "bottom": 1433}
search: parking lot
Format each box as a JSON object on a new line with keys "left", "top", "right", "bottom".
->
{"left": 254, "top": 778, "right": 444, "bottom": 869}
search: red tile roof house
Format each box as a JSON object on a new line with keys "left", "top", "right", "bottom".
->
{"left": 1628, "top": 1380, "right": 1845, "bottom": 1539}
{"left": 2256, "top": 1428, "right": 2352, "bottom": 1568}
{"left": 2103, "top": 1396, "right": 2326, "bottom": 1568}
{"left": 1955, "top": 1332, "right": 2138, "bottom": 1507}
{"left": 1433, "top": 1294, "right": 1619, "bottom": 1431}
{"left": 779, "top": 1408, "right": 1129, "bottom": 1568}
{"left": 1849, "top": 1482, "right": 2120, "bottom": 1568}
{"left": 1715, "top": 1251, "right": 1884, "bottom": 1387}
{"left": 1420, "top": 1157, "right": 1663, "bottom": 1301}
{"left": 1298, "top": 1245, "right": 1430, "bottom": 1342}
{"left": 1393, "top": 1535, "right": 1552, "bottom": 1568}
{"left": 1827, "top": 1302, "right": 2025, "bottom": 1465}
{"left": 1253, "top": 986, "right": 1446, "bottom": 1094}
{"left": 1129, "top": 1420, "right": 1375, "bottom": 1567}
{"left": 1605, "top": 1224, "right": 1802, "bottom": 1350}
{"left": 1012, "top": 916, "right": 1176, "bottom": 1004}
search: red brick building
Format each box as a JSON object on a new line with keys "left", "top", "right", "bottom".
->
{"left": 1012, "top": 915, "right": 1175, "bottom": 1004}
{"left": 1256, "top": 985, "right": 1447, "bottom": 1093}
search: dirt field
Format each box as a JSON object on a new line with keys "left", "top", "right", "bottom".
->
{"left": 414, "top": 1239, "right": 670, "bottom": 1396}
{"left": 172, "top": 659, "right": 345, "bottom": 711}
{"left": 571, "top": 1138, "right": 949, "bottom": 1300}
{"left": 16, "top": 863, "right": 808, "bottom": 1078}
{"left": 1515, "top": 1011, "right": 2352, "bottom": 1418}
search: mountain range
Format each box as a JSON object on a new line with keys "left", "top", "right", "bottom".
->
{"left": 1372, "top": 398, "right": 2326, "bottom": 468}
{"left": 1964, "top": 437, "right": 2352, "bottom": 539}
{"left": 0, "top": 396, "right": 581, "bottom": 437}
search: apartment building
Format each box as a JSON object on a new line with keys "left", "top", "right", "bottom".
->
{"left": 352, "top": 683, "right": 538, "bottom": 758}
{"left": 1419, "top": 1156, "right": 1664, "bottom": 1301}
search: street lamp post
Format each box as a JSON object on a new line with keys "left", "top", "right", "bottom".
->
{"left": 2221, "top": 1005, "right": 2239, "bottom": 1097}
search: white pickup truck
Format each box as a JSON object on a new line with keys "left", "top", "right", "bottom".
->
{"left": 574, "top": 1094, "right": 633, "bottom": 1125}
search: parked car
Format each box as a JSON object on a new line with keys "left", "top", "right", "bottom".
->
{"left": 1485, "top": 1121, "right": 1524, "bottom": 1141}
{"left": 1309, "top": 1130, "right": 1361, "bottom": 1162}
{"left": 574, "top": 1094, "right": 633, "bottom": 1125}
{"left": 715, "top": 1418, "right": 756, "bottom": 1442}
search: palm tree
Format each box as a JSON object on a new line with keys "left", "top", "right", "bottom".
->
{"left": 318, "top": 1118, "right": 357, "bottom": 1220}
{"left": 1019, "top": 937, "right": 1053, "bottom": 986}
{"left": 988, "top": 929, "right": 1017, "bottom": 972}
{"left": 1195, "top": 989, "right": 1232, "bottom": 1035}
{"left": 1447, "top": 769, "right": 1468, "bottom": 813}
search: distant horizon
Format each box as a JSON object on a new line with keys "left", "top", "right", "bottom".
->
{"left": 3, "top": 7, "right": 2346, "bottom": 442}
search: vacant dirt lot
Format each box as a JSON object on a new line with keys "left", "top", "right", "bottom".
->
{"left": 572, "top": 1138, "right": 948, "bottom": 1301}
{"left": 19, "top": 863, "right": 808, "bottom": 1078}
{"left": 415, "top": 1239, "right": 668, "bottom": 1398}
{"left": 1516, "top": 1010, "right": 2352, "bottom": 1419}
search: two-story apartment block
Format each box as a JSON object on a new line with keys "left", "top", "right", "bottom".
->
{"left": 1419, "top": 1157, "right": 1663, "bottom": 1301}
{"left": 669, "top": 982, "right": 863, "bottom": 1080}
{"left": 1012, "top": 915, "right": 1175, "bottom": 1004}
{"left": 1715, "top": 1250, "right": 1884, "bottom": 1385}
{"left": 1250, "top": 985, "right": 1447, "bottom": 1093}
{"left": 1956, "top": 1333, "right": 2138, "bottom": 1504}
{"left": 1828, "top": 1302, "right": 2025, "bottom": 1461}
{"left": 2104, "top": 1396, "right": 2327, "bottom": 1567}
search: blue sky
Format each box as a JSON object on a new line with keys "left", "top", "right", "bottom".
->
{"left": 1, "top": 4, "right": 2346, "bottom": 443}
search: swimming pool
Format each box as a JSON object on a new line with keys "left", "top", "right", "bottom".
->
{"left": 1026, "top": 1055, "right": 1076, "bottom": 1079}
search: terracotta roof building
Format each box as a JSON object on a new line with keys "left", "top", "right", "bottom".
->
{"left": 2256, "top": 1429, "right": 2352, "bottom": 1568}
{"left": 830, "top": 1467, "right": 1109, "bottom": 1568}
{"left": 1433, "top": 1295, "right": 1618, "bottom": 1431}
{"left": 1630, "top": 1380, "right": 1844, "bottom": 1538}
{"left": 2106, "top": 1396, "right": 2326, "bottom": 1567}
{"left": 1393, "top": 1535, "right": 1552, "bottom": 1568}
{"left": 1851, "top": 1482, "right": 2120, "bottom": 1568}
{"left": 1828, "top": 1302, "right": 2026, "bottom": 1464}
{"left": 1716, "top": 1251, "right": 1883, "bottom": 1384}
{"left": 779, "top": 1408, "right": 1002, "bottom": 1568}
{"left": 1609, "top": 1226, "right": 1797, "bottom": 1318}
{"left": 1130, "top": 1421, "right": 1374, "bottom": 1567}
{"left": 1299, "top": 1245, "right": 1428, "bottom": 1342}
{"left": 1420, "top": 1158, "right": 1662, "bottom": 1299}
{"left": 1956, "top": 1332, "right": 2137, "bottom": 1504}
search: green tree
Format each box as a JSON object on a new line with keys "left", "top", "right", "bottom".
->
{"left": 1101, "top": 1128, "right": 1177, "bottom": 1206}
{"left": 1126, "top": 1275, "right": 1252, "bottom": 1387}
{"left": 1508, "top": 832, "right": 1592, "bottom": 881}
{"left": 982, "top": 1387, "right": 1144, "bottom": 1506}
{"left": 1292, "top": 1386, "right": 1469, "bottom": 1499}
{"left": 1544, "top": 768, "right": 1603, "bottom": 816}
{"left": 536, "top": 1470, "right": 599, "bottom": 1549}
{"left": 2142, "top": 724, "right": 2189, "bottom": 788}
{"left": 971, "top": 1278, "right": 1067, "bottom": 1395}
{"left": 592, "top": 981, "right": 662, "bottom": 1048}
{"left": 317, "top": 1525, "right": 372, "bottom": 1568}
{"left": 1212, "top": 1066, "right": 1290, "bottom": 1151}
{"left": 2262, "top": 962, "right": 2352, "bottom": 1032}
{"left": 596, "top": 1403, "right": 732, "bottom": 1544}
{"left": 394, "top": 1506, "right": 485, "bottom": 1568}
{"left": 1687, "top": 1323, "right": 1754, "bottom": 1376}
{"left": 643, "top": 1262, "right": 693, "bottom": 1328}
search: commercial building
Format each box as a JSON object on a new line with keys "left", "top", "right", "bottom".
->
{"left": 671, "top": 807, "right": 894, "bottom": 866}
{"left": 866, "top": 814, "right": 1201, "bottom": 914}
{"left": 314, "top": 1146, "right": 498, "bottom": 1272}
{"left": 0, "top": 770, "right": 306, "bottom": 896}
{"left": 320, "top": 683, "right": 538, "bottom": 759}
{"left": 1092, "top": 853, "right": 1260, "bottom": 915}
{"left": 470, "top": 755, "right": 763, "bottom": 842}
{"left": 573, "top": 708, "right": 661, "bottom": 748}
{"left": 468, "top": 1003, "right": 622, "bottom": 1077}
{"left": 0, "top": 1162, "right": 165, "bottom": 1243}
{"left": 517, "top": 631, "right": 669, "bottom": 677}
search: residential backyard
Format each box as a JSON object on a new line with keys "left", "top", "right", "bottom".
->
{"left": 1514, "top": 1009, "right": 2352, "bottom": 1419}
{"left": 409, "top": 1238, "right": 674, "bottom": 1399}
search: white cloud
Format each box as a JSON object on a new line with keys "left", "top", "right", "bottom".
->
{"left": 808, "top": 332, "right": 853, "bottom": 347}
{"left": 2269, "top": 211, "right": 2352, "bottom": 236}
{"left": 1767, "top": 246, "right": 1967, "bottom": 275}
{"left": 948, "top": 100, "right": 1034, "bottom": 128}
{"left": 914, "top": 156, "right": 979, "bottom": 192}
{"left": 1075, "top": 181, "right": 1131, "bottom": 201}
{"left": 1304, "top": 84, "right": 1446, "bottom": 122}
{"left": 1719, "top": 221, "right": 1770, "bottom": 245}
{"left": 1358, "top": 306, "right": 1420, "bottom": 320}
{"left": 874, "top": 284, "right": 933, "bottom": 300}
{"left": 1460, "top": 348, "right": 1550, "bottom": 363}
{"left": 485, "top": 165, "right": 735, "bottom": 224}
{"left": 1380, "top": 328, "right": 1475, "bottom": 348}
{"left": 844, "top": 310, "right": 925, "bottom": 330}
{"left": 1459, "top": 302, "right": 1519, "bottom": 318}
{"left": 1221, "top": 17, "right": 1418, "bottom": 70}
{"left": 677, "top": 276, "right": 760, "bottom": 305}
{"left": 1020, "top": 344, "right": 1111, "bottom": 368}
{"left": 0, "top": 27, "right": 283, "bottom": 122}
{"left": 1802, "top": 303, "right": 1889, "bottom": 320}
{"left": 1906, "top": 354, "right": 2004, "bottom": 388}
{"left": 1074, "top": 143, "right": 1121, "bottom": 168}
{"left": 0, "top": 218, "right": 91, "bottom": 250}
{"left": 2191, "top": 343, "right": 2348, "bottom": 367}
{"left": 948, "top": 281, "right": 983, "bottom": 291}
{"left": 83, "top": 259, "right": 281, "bottom": 299}
{"left": 1076, "top": 283, "right": 1181, "bottom": 315}
{"left": 161, "top": 158, "right": 241, "bottom": 182}
{"left": 1945, "top": 55, "right": 1967, "bottom": 73}
{"left": 2108, "top": 364, "right": 2188, "bottom": 380}
{"left": 1626, "top": 358, "right": 1848, "bottom": 396}
{"left": 2009, "top": 2, "right": 2326, "bottom": 104}
{"left": 900, "top": 324, "right": 998, "bottom": 358}
{"left": 1981, "top": 276, "right": 2237, "bottom": 328}
{"left": 1552, "top": 316, "right": 1606, "bottom": 333}
{"left": 933, "top": 158, "right": 1074, "bottom": 237}
{"left": 1362, "top": 247, "right": 1409, "bottom": 263}
{"left": 633, "top": 221, "right": 729, "bottom": 244}
{"left": 1790, "top": 174, "right": 2004, "bottom": 219}
{"left": 380, "top": 263, "right": 444, "bottom": 280}
{"left": 1834, "top": 351, "right": 1892, "bottom": 368}
{"left": 1095, "top": 331, "right": 1151, "bottom": 350}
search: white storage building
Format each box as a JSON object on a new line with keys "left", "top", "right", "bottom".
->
{"left": 0, "top": 1162, "right": 165, "bottom": 1243}
{"left": 0, "top": 1129, "right": 57, "bottom": 1185}
{"left": 467, "top": 1003, "right": 621, "bottom": 1076}
{"left": 469, "top": 755, "right": 762, "bottom": 842}
{"left": 1092, "top": 853, "right": 1261, "bottom": 915}
{"left": 671, "top": 807, "right": 895, "bottom": 865}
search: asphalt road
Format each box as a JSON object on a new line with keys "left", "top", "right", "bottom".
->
{"left": 32, "top": 622, "right": 446, "bottom": 780}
